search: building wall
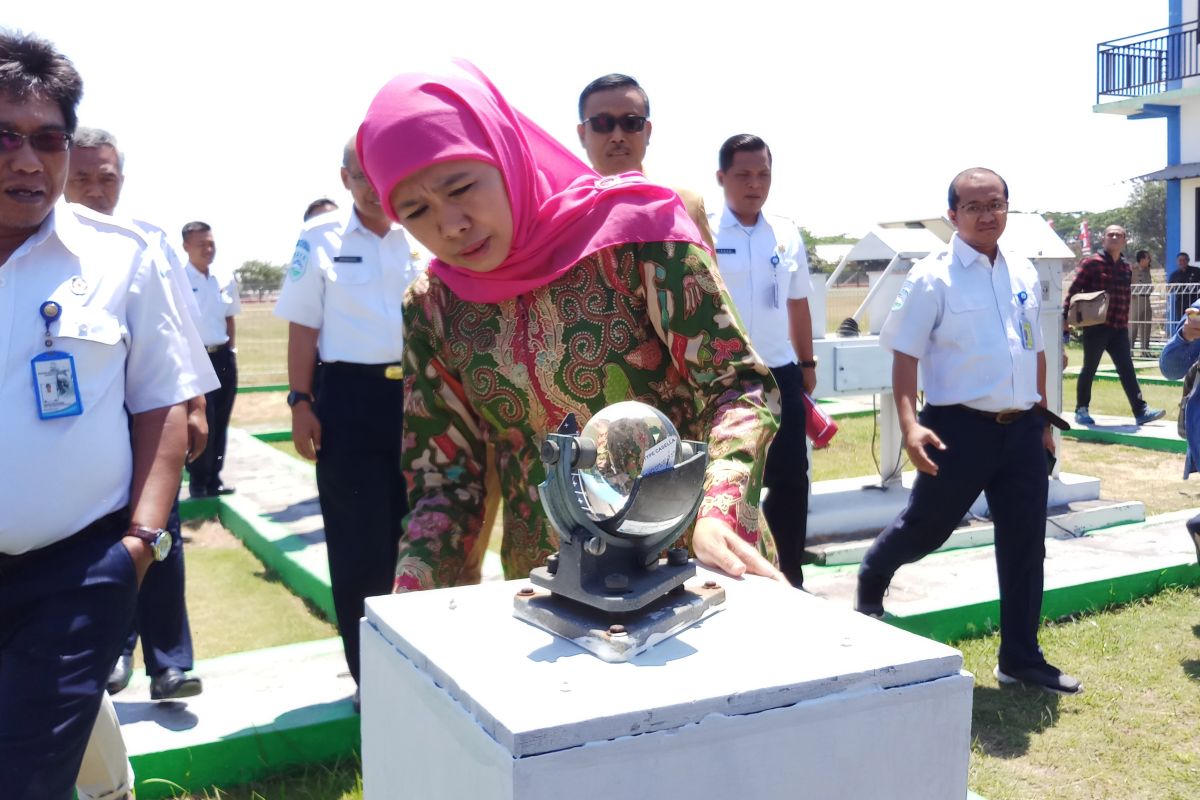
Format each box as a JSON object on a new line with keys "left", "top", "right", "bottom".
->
{"left": 1181, "top": 102, "right": 1200, "bottom": 163}
{"left": 1183, "top": 177, "right": 1200, "bottom": 259}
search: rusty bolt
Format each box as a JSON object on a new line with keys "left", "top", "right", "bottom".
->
{"left": 517, "top": 587, "right": 535, "bottom": 597}
{"left": 702, "top": 580, "right": 719, "bottom": 590}
{"left": 608, "top": 624, "right": 627, "bottom": 636}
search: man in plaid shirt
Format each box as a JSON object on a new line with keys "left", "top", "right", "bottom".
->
{"left": 1063, "top": 224, "right": 1164, "bottom": 426}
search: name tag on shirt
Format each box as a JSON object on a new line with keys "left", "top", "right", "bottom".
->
{"left": 334, "top": 256, "right": 363, "bottom": 263}
{"left": 716, "top": 248, "right": 736, "bottom": 254}
{"left": 1020, "top": 319, "right": 1035, "bottom": 350}
{"left": 32, "top": 351, "right": 83, "bottom": 419}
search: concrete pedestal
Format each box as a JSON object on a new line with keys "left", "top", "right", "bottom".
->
{"left": 362, "top": 569, "right": 973, "bottom": 799}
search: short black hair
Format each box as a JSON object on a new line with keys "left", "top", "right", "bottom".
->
{"left": 1135, "top": 249, "right": 1149, "bottom": 262}
{"left": 578, "top": 73, "right": 649, "bottom": 120}
{"left": 303, "top": 198, "right": 337, "bottom": 221}
{"left": 1179, "top": 252, "right": 1191, "bottom": 260}
{"left": 718, "top": 134, "right": 771, "bottom": 173}
{"left": 948, "top": 168, "right": 1009, "bottom": 209}
{"left": 181, "top": 221, "right": 211, "bottom": 241}
{"left": 0, "top": 30, "right": 83, "bottom": 134}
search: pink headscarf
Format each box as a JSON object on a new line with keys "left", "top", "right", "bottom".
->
{"left": 357, "top": 61, "right": 705, "bottom": 304}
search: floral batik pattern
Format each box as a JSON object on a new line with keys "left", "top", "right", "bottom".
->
{"left": 398, "top": 241, "right": 780, "bottom": 590}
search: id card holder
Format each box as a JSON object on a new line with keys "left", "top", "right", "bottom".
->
{"left": 771, "top": 280, "right": 780, "bottom": 309}
{"left": 1019, "top": 318, "right": 1035, "bottom": 351}
{"left": 31, "top": 350, "right": 83, "bottom": 419}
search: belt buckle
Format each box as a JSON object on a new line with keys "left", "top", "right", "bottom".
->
{"left": 995, "top": 410, "right": 1021, "bottom": 424}
{"left": 384, "top": 365, "right": 404, "bottom": 380}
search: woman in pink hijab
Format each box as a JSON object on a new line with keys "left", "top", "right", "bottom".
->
{"left": 358, "top": 62, "right": 783, "bottom": 589}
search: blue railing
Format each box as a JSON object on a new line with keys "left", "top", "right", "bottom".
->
{"left": 1097, "top": 20, "right": 1200, "bottom": 101}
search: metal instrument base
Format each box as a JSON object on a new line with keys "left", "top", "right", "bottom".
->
{"left": 512, "top": 582, "right": 726, "bottom": 662}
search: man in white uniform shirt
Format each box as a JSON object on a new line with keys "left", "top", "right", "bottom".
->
{"left": 182, "top": 220, "right": 240, "bottom": 499}
{"left": 710, "top": 134, "right": 816, "bottom": 588}
{"left": 0, "top": 31, "right": 199, "bottom": 796}
{"left": 855, "top": 167, "right": 1080, "bottom": 696}
{"left": 274, "top": 140, "right": 422, "bottom": 705}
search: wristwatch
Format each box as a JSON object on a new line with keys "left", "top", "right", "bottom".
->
{"left": 799, "top": 359, "right": 818, "bottom": 369}
{"left": 287, "top": 390, "right": 314, "bottom": 408}
{"left": 127, "top": 525, "right": 172, "bottom": 561}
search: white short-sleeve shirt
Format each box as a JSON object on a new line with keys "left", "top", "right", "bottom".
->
{"left": 0, "top": 203, "right": 207, "bottom": 553}
{"left": 186, "top": 262, "right": 240, "bottom": 347}
{"left": 709, "top": 206, "right": 813, "bottom": 368}
{"left": 274, "top": 207, "right": 423, "bottom": 365}
{"left": 880, "top": 233, "right": 1044, "bottom": 412}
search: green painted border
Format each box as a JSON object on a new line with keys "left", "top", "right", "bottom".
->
{"left": 1061, "top": 427, "right": 1186, "bottom": 453}
{"left": 237, "top": 383, "right": 287, "bottom": 394}
{"left": 891, "top": 562, "right": 1200, "bottom": 643}
{"left": 133, "top": 715, "right": 359, "bottom": 799}
{"left": 252, "top": 430, "right": 293, "bottom": 443}
{"left": 217, "top": 495, "right": 335, "bottom": 619}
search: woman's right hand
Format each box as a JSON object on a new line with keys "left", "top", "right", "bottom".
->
{"left": 692, "top": 517, "right": 787, "bottom": 583}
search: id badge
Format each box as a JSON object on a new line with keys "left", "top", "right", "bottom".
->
{"left": 1019, "top": 318, "right": 1035, "bottom": 351}
{"left": 31, "top": 350, "right": 83, "bottom": 419}
{"left": 771, "top": 280, "right": 780, "bottom": 309}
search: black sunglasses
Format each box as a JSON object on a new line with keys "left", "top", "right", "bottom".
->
{"left": 0, "top": 129, "right": 73, "bottom": 154}
{"left": 584, "top": 113, "right": 647, "bottom": 134}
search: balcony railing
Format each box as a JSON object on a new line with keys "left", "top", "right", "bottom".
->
{"left": 1097, "top": 20, "right": 1200, "bottom": 101}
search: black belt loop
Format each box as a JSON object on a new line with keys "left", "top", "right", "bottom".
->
{"left": 0, "top": 508, "right": 130, "bottom": 574}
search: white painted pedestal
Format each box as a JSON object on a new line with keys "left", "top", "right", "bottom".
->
{"left": 361, "top": 569, "right": 974, "bottom": 799}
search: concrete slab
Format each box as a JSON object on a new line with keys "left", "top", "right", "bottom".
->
{"left": 122, "top": 638, "right": 358, "bottom": 798}
{"left": 805, "top": 511, "right": 1200, "bottom": 642}
{"left": 1063, "top": 412, "right": 1185, "bottom": 453}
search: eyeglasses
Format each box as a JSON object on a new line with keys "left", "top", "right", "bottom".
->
{"left": 0, "top": 129, "right": 73, "bottom": 154}
{"left": 957, "top": 200, "right": 1009, "bottom": 216}
{"left": 584, "top": 113, "right": 647, "bottom": 134}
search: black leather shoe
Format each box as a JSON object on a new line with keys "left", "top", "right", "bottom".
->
{"left": 210, "top": 484, "right": 236, "bottom": 496}
{"left": 994, "top": 663, "right": 1083, "bottom": 696}
{"left": 189, "top": 485, "right": 213, "bottom": 499}
{"left": 106, "top": 653, "right": 133, "bottom": 695}
{"left": 150, "top": 667, "right": 203, "bottom": 701}
{"left": 855, "top": 571, "right": 889, "bottom": 618}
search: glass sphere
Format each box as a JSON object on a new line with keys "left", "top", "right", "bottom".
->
{"left": 577, "top": 401, "right": 680, "bottom": 520}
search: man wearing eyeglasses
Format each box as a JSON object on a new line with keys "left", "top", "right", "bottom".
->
{"left": 0, "top": 31, "right": 202, "bottom": 795}
{"left": 1064, "top": 224, "right": 1164, "bottom": 427}
{"left": 708, "top": 134, "right": 815, "bottom": 589}
{"left": 856, "top": 168, "right": 1083, "bottom": 696}
{"left": 274, "top": 139, "right": 423, "bottom": 710}
{"left": 576, "top": 73, "right": 714, "bottom": 249}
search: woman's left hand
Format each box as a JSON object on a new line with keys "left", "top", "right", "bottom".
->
{"left": 692, "top": 517, "right": 788, "bottom": 583}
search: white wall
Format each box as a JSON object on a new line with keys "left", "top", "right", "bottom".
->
{"left": 1183, "top": 177, "right": 1199, "bottom": 259}
{"left": 1181, "top": 101, "right": 1200, "bottom": 164}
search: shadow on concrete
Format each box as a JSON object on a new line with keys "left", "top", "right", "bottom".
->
{"left": 969, "top": 686, "right": 1061, "bottom": 759}
{"left": 114, "top": 701, "right": 200, "bottom": 731}
{"left": 265, "top": 498, "right": 322, "bottom": 524}
{"left": 267, "top": 529, "right": 327, "bottom": 552}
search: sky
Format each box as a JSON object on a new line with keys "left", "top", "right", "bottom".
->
{"left": 8, "top": 0, "right": 1172, "bottom": 270}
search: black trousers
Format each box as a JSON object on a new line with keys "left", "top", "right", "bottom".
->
{"left": 761, "top": 362, "right": 809, "bottom": 587}
{"left": 0, "top": 512, "right": 136, "bottom": 799}
{"left": 860, "top": 405, "right": 1048, "bottom": 671}
{"left": 187, "top": 346, "right": 237, "bottom": 493}
{"left": 314, "top": 362, "right": 407, "bottom": 685}
{"left": 122, "top": 497, "right": 193, "bottom": 675}
{"left": 1076, "top": 325, "right": 1146, "bottom": 415}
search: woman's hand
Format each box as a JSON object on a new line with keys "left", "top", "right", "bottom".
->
{"left": 691, "top": 517, "right": 787, "bottom": 583}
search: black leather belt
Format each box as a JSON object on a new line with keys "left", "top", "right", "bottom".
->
{"left": 954, "top": 404, "right": 1070, "bottom": 430}
{"left": 320, "top": 361, "right": 404, "bottom": 380}
{"left": 957, "top": 405, "right": 1029, "bottom": 424}
{"left": 0, "top": 508, "right": 130, "bottom": 573}
{"left": 205, "top": 343, "right": 230, "bottom": 354}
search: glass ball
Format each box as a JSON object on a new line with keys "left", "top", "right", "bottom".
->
{"left": 577, "top": 401, "right": 680, "bottom": 520}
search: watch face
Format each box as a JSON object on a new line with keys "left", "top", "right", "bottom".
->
{"left": 153, "top": 530, "right": 173, "bottom": 561}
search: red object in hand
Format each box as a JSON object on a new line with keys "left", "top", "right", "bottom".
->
{"left": 803, "top": 392, "right": 838, "bottom": 448}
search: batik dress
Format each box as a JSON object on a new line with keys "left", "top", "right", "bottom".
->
{"left": 397, "top": 240, "right": 780, "bottom": 590}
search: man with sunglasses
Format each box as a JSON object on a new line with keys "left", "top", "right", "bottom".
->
{"left": 576, "top": 73, "right": 714, "bottom": 249}
{"left": 856, "top": 167, "right": 1082, "bottom": 696}
{"left": 0, "top": 31, "right": 203, "bottom": 796}
{"left": 274, "top": 139, "right": 423, "bottom": 710}
{"left": 710, "top": 134, "right": 816, "bottom": 588}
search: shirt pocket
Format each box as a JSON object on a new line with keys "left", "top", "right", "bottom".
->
{"left": 329, "top": 259, "right": 372, "bottom": 286}
{"left": 944, "top": 287, "right": 992, "bottom": 347}
{"left": 51, "top": 306, "right": 128, "bottom": 408}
